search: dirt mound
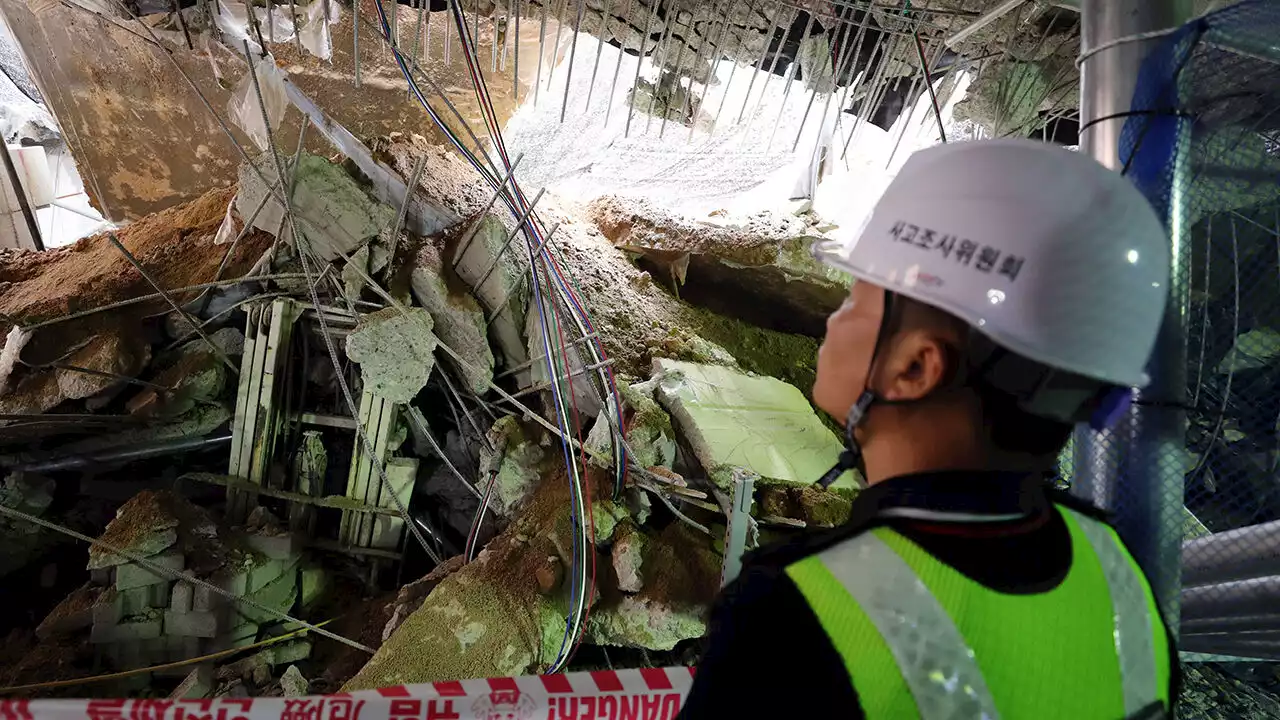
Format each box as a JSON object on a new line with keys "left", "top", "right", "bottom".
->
{"left": 0, "top": 187, "right": 271, "bottom": 334}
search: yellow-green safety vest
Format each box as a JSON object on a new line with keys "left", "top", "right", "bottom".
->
{"left": 786, "top": 505, "right": 1171, "bottom": 719}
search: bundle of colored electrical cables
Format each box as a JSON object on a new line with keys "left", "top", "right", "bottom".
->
{"left": 369, "top": 0, "right": 628, "bottom": 674}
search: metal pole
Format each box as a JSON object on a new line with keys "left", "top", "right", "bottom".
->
{"left": 560, "top": 0, "right": 586, "bottom": 122}
{"left": 1074, "top": 0, "right": 1191, "bottom": 631}
{"left": 0, "top": 143, "right": 43, "bottom": 251}
{"left": 583, "top": 0, "right": 612, "bottom": 111}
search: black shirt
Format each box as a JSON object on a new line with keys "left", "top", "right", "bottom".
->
{"left": 678, "top": 470, "right": 1180, "bottom": 719}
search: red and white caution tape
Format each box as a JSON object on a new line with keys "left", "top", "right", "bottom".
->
{"left": 1, "top": 667, "right": 694, "bottom": 720}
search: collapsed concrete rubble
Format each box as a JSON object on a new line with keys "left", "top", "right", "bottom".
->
{"left": 0, "top": 130, "right": 861, "bottom": 697}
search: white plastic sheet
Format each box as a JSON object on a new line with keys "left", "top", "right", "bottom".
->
{"left": 213, "top": 196, "right": 238, "bottom": 245}
{"left": 215, "top": 0, "right": 297, "bottom": 56}
{"left": 298, "top": 0, "right": 341, "bottom": 61}
{"left": 215, "top": 0, "right": 336, "bottom": 61}
{"left": 227, "top": 54, "right": 289, "bottom": 151}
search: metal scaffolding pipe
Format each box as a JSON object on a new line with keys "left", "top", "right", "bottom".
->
{"left": 1182, "top": 576, "right": 1280, "bottom": 622}
{"left": 1183, "top": 614, "right": 1280, "bottom": 636}
{"left": 1179, "top": 637, "right": 1280, "bottom": 661}
{"left": 8, "top": 433, "right": 233, "bottom": 473}
{"left": 1073, "top": 0, "right": 1191, "bottom": 630}
{"left": 1182, "top": 518, "right": 1280, "bottom": 587}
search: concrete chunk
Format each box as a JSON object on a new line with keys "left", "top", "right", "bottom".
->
{"left": 450, "top": 214, "right": 529, "bottom": 382}
{"left": 237, "top": 153, "right": 395, "bottom": 262}
{"left": 345, "top": 308, "right": 439, "bottom": 404}
{"left": 115, "top": 553, "right": 185, "bottom": 591}
{"left": 280, "top": 665, "right": 309, "bottom": 697}
{"left": 89, "top": 491, "right": 181, "bottom": 569}
{"left": 164, "top": 610, "right": 221, "bottom": 638}
{"left": 246, "top": 532, "right": 304, "bottom": 560}
{"left": 652, "top": 359, "right": 858, "bottom": 490}
{"left": 171, "top": 581, "right": 194, "bottom": 613}
{"left": 410, "top": 240, "right": 494, "bottom": 395}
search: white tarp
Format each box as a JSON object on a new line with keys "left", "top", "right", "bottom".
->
{"left": 227, "top": 53, "right": 288, "bottom": 151}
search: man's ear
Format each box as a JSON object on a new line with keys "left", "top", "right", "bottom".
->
{"left": 876, "top": 329, "right": 953, "bottom": 402}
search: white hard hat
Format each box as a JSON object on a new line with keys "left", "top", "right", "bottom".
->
{"left": 813, "top": 139, "right": 1169, "bottom": 389}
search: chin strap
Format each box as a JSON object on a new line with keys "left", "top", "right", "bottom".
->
{"left": 817, "top": 390, "right": 876, "bottom": 488}
{"left": 816, "top": 289, "right": 900, "bottom": 490}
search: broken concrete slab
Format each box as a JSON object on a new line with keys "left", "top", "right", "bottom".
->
{"left": 280, "top": 665, "right": 309, "bottom": 697}
{"left": 585, "top": 376, "right": 676, "bottom": 471}
{"left": 450, "top": 214, "right": 530, "bottom": 383}
{"left": 36, "top": 584, "right": 100, "bottom": 640}
{"left": 411, "top": 237, "right": 494, "bottom": 395}
{"left": 652, "top": 359, "right": 857, "bottom": 491}
{"left": 236, "top": 153, "right": 395, "bottom": 262}
{"left": 345, "top": 464, "right": 588, "bottom": 688}
{"left": 611, "top": 526, "right": 646, "bottom": 594}
{"left": 383, "top": 555, "right": 467, "bottom": 642}
{"left": 589, "top": 195, "right": 849, "bottom": 337}
{"left": 89, "top": 491, "right": 182, "bottom": 570}
{"left": 345, "top": 307, "right": 439, "bottom": 404}
{"left": 56, "top": 330, "right": 152, "bottom": 401}
{"left": 587, "top": 524, "right": 718, "bottom": 651}
{"left": 524, "top": 298, "right": 605, "bottom": 419}
{"left": 478, "top": 417, "right": 547, "bottom": 518}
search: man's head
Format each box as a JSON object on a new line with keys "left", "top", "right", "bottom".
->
{"left": 809, "top": 139, "right": 1173, "bottom": 486}
{"left": 814, "top": 281, "right": 1075, "bottom": 484}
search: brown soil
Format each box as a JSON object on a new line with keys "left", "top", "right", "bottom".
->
{"left": 314, "top": 589, "right": 395, "bottom": 695}
{"left": 0, "top": 628, "right": 95, "bottom": 697}
{"left": 0, "top": 186, "right": 273, "bottom": 365}
{"left": 634, "top": 522, "right": 719, "bottom": 609}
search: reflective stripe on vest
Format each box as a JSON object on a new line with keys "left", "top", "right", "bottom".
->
{"left": 787, "top": 506, "right": 1165, "bottom": 719}
{"left": 1070, "top": 510, "right": 1159, "bottom": 717}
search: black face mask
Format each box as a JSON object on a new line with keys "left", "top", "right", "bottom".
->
{"left": 817, "top": 289, "right": 899, "bottom": 489}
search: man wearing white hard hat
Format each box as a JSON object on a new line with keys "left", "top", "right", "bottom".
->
{"left": 677, "top": 139, "right": 1178, "bottom": 719}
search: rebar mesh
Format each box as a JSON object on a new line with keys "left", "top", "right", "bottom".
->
{"left": 1070, "top": 0, "right": 1280, "bottom": 674}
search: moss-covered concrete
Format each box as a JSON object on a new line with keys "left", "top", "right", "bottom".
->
{"left": 344, "top": 465, "right": 596, "bottom": 688}
{"left": 759, "top": 486, "right": 854, "bottom": 527}
{"left": 586, "top": 376, "right": 677, "bottom": 473}
{"left": 653, "top": 359, "right": 855, "bottom": 490}
{"left": 479, "top": 417, "right": 548, "bottom": 518}
{"left": 345, "top": 307, "right": 439, "bottom": 404}
{"left": 586, "top": 524, "right": 719, "bottom": 651}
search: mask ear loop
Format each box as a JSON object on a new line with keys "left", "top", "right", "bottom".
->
{"left": 817, "top": 289, "right": 896, "bottom": 489}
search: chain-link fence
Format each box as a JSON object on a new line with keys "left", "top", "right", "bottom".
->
{"left": 1069, "top": 0, "right": 1280, "bottom": 670}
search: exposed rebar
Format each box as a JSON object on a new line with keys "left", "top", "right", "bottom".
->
{"left": 560, "top": 0, "right": 586, "bottom": 122}
{"left": 105, "top": 232, "right": 239, "bottom": 375}
{"left": 624, "top": 0, "right": 663, "bottom": 137}
{"left": 472, "top": 187, "right": 547, "bottom": 290}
